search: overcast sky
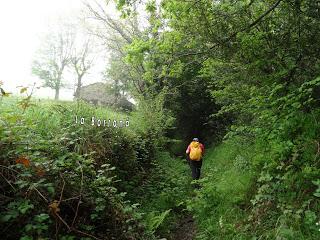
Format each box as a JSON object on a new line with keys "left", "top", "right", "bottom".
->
{"left": 0, "top": 0, "right": 112, "bottom": 100}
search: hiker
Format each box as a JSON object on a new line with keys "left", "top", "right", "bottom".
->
{"left": 186, "top": 138, "right": 205, "bottom": 180}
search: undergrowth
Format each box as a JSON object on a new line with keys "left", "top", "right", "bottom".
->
{"left": 134, "top": 152, "right": 193, "bottom": 239}
{"left": 188, "top": 132, "right": 320, "bottom": 240}
{"left": 187, "top": 138, "right": 256, "bottom": 240}
{"left": 0, "top": 96, "right": 156, "bottom": 239}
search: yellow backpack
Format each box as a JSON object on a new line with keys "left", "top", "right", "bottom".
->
{"left": 189, "top": 141, "right": 202, "bottom": 161}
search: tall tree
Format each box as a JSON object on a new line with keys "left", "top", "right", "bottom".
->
{"left": 71, "top": 38, "right": 95, "bottom": 99}
{"left": 32, "top": 25, "right": 75, "bottom": 100}
{"left": 84, "top": 0, "right": 145, "bottom": 97}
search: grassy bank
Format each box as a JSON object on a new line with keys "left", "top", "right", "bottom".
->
{"left": 188, "top": 136, "right": 320, "bottom": 240}
{"left": 0, "top": 96, "right": 195, "bottom": 240}
{"left": 0, "top": 97, "right": 157, "bottom": 239}
{"left": 187, "top": 138, "right": 256, "bottom": 240}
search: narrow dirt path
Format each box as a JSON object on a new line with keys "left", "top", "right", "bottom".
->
{"left": 170, "top": 213, "right": 196, "bottom": 240}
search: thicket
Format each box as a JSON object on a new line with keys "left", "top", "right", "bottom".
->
{"left": 114, "top": 0, "right": 320, "bottom": 239}
{"left": 0, "top": 94, "right": 174, "bottom": 240}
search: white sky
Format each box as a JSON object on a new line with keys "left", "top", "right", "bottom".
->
{"left": 0, "top": 0, "right": 113, "bottom": 100}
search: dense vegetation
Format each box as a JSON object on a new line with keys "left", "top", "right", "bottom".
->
{"left": 114, "top": 0, "right": 320, "bottom": 238}
{"left": 1, "top": 0, "right": 320, "bottom": 239}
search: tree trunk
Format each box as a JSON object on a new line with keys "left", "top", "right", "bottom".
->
{"left": 54, "top": 88, "right": 60, "bottom": 100}
{"left": 55, "top": 72, "right": 63, "bottom": 100}
{"left": 75, "top": 75, "right": 82, "bottom": 99}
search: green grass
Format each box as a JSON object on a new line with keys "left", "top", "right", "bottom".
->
{"left": 203, "top": 141, "right": 254, "bottom": 203}
{"left": 188, "top": 138, "right": 257, "bottom": 240}
{"left": 1, "top": 96, "right": 130, "bottom": 130}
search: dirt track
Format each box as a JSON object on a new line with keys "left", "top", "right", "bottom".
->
{"left": 170, "top": 213, "right": 196, "bottom": 240}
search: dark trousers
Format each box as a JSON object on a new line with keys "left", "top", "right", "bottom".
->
{"left": 188, "top": 158, "right": 203, "bottom": 180}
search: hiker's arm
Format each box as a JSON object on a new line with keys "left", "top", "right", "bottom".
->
{"left": 186, "top": 145, "right": 190, "bottom": 154}
{"left": 185, "top": 146, "right": 190, "bottom": 161}
{"left": 201, "top": 144, "right": 205, "bottom": 155}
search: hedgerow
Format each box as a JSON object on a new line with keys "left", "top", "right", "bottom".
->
{"left": 0, "top": 97, "right": 156, "bottom": 240}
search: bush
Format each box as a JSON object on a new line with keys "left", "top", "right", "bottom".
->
{"left": 0, "top": 97, "right": 155, "bottom": 239}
